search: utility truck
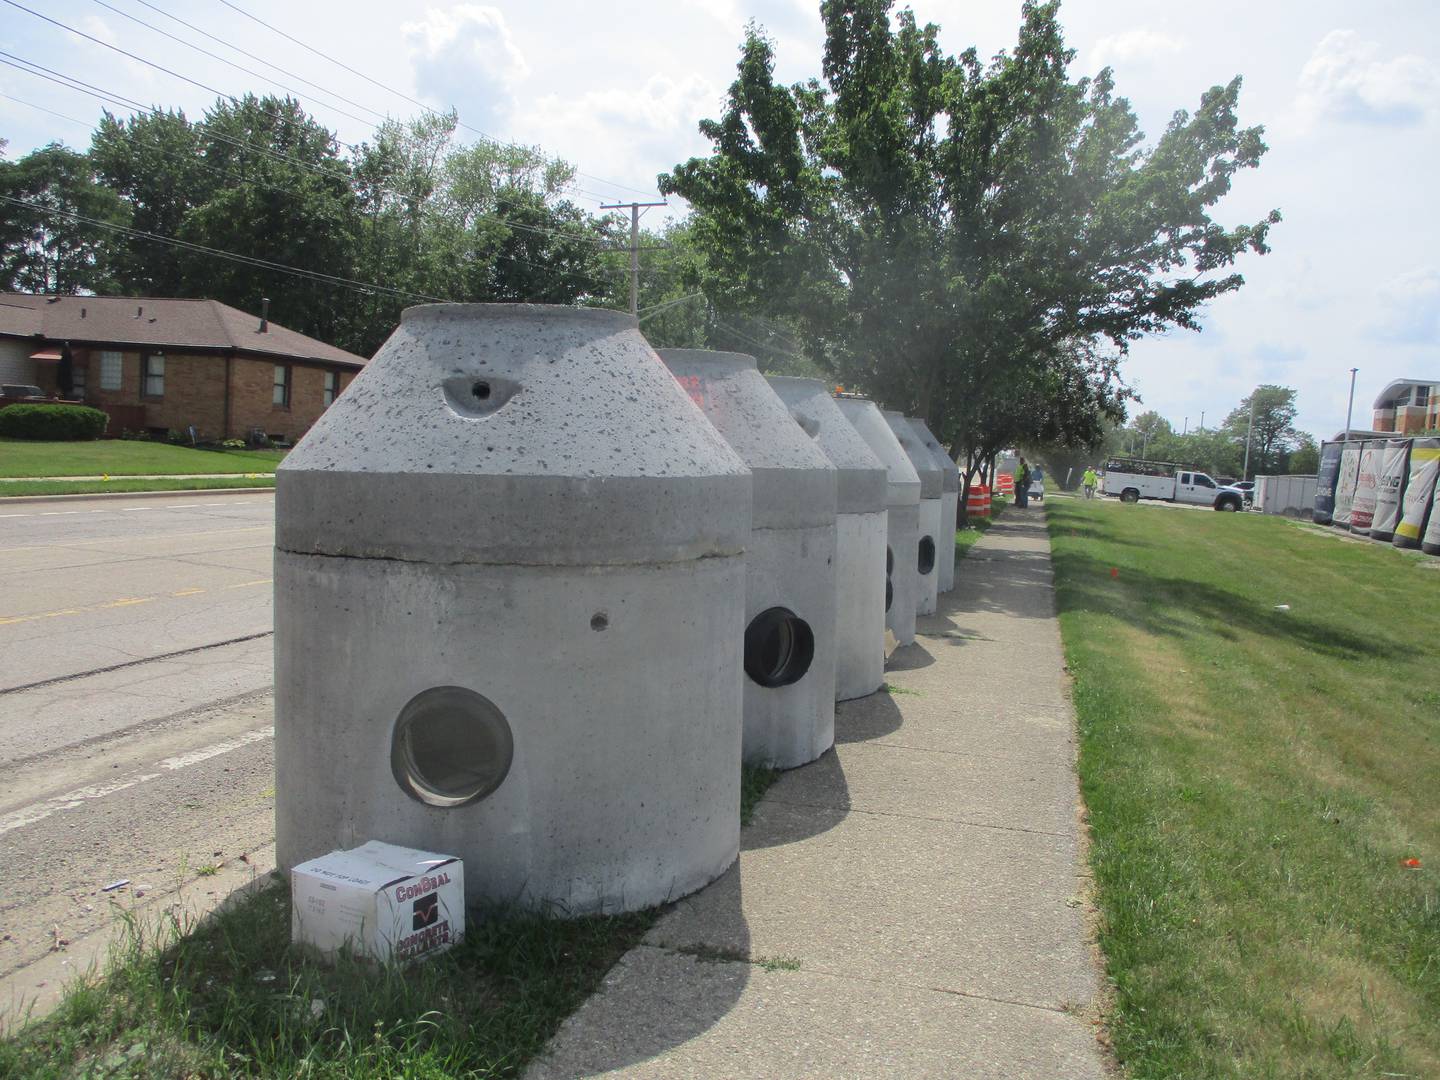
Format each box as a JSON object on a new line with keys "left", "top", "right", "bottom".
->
{"left": 1100, "top": 459, "right": 1246, "bottom": 511}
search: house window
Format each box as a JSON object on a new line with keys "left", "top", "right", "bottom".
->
{"left": 1417, "top": 385, "right": 1430, "bottom": 408}
{"left": 70, "top": 362, "right": 86, "bottom": 400}
{"left": 323, "top": 370, "right": 339, "bottom": 406}
{"left": 273, "top": 364, "right": 292, "bottom": 407}
{"left": 99, "top": 350, "right": 123, "bottom": 391}
{"left": 141, "top": 353, "right": 164, "bottom": 398}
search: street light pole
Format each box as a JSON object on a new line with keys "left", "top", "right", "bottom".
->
{"left": 1344, "top": 367, "right": 1359, "bottom": 440}
{"left": 1242, "top": 395, "right": 1256, "bottom": 479}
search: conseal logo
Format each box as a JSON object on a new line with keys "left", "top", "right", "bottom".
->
{"left": 394, "top": 871, "right": 451, "bottom": 903}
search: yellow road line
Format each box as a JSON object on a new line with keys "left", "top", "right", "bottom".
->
{"left": 1, "top": 579, "right": 267, "bottom": 626}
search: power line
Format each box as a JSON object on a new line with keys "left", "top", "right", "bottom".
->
{"left": 1, "top": 51, "right": 627, "bottom": 258}
{"left": 88, "top": 0, "right": 376, "bottom": 128}
{"left": 210, "top": 0, "right": 662, "bottom": 200}
{"left": 0, "top": 193, "right": 451, "bottom": 302}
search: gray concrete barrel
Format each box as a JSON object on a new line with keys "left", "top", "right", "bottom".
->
{"left": 909, "top": 418, "right": 959, "bottom": 594}
{"left": 885, "top": 411, "right": 942, "bottom": 616}
{"left": 658, "top": 350, "right": 838, "bottom": 769}
{"left": 835, "top": 397, "right": 921, "bottom": 647}
{"left": 274, "top": 304, "right": 752, "bottom": 914}
{"left": 767, "top": 376, "right": 888, "bottom": 701}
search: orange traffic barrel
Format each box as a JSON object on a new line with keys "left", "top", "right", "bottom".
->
{"left": 996, "top": 473, "right": 1014, "bottom": 496}
{"left": 967, "top": 483, "right": 991, "bottom": 521}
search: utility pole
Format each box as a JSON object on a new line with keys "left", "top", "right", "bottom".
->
{"left": 1344, "top": 367, "right": 1359, "bottom": 439}
{"left": 1199, "top": 410, "right": 1205, "bottom": 431}
{"left": 1182, "top": 416, "right": 1188, "bottom": 436}
{"left": 600, "top": 200, "right": 667, "bottom": 315}
{"left": 1242, "top": 395, "right": 1256, "bottom": 479}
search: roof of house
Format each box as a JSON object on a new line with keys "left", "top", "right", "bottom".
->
{"left": 0, "top": 293, "right": 367, "bottom": 369}
{"left": 1373, "top": 378, "right": 1439, "bottom": 409}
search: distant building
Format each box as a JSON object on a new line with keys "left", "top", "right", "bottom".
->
{"left": 0, "top": 293, "right": 366, "bottom": 443}
{"left": 1372, "top": 378, "right": 1440, "bottom": 435}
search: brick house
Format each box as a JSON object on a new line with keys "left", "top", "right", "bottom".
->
{"left": 1372, "top": 378, "right": 1440, "bottom": 436}
{"left": 0, "top": 293, "right": 366, "bottom": 442}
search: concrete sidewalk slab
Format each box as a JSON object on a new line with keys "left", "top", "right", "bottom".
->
{"left": 527, "top": 946, "right": 1105, "bottom": 1080}
{"left": 526, "top": 505, "right": 1106, "bottom": 1078}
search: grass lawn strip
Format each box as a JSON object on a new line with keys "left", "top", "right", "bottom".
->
{"left": 0, "top": 439, "right": 284, "bottom": 478}
{"left": 0, "top": 476, "right": 276, "bottom": 497}
{"left": 1, "top": 763, "right": 789, "bottom": 1077}
{"left": 1048, "top": 499, "right": 1439, "bottom": 1077}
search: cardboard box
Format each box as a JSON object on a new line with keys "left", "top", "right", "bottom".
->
{"left": 291, "top": 841, "right": 464, "bottom": 963}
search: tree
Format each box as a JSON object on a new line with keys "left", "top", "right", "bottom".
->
{"left": 1225, "top": 384, "right": 1300, "bottom": 476}
{"left": 661, "top": 0, "right": 1278, "bottom": 491}
{"left": 0, "top": 144, "right": 130, "bottom": 294}
{"left": 1287, "top": 432, "right": 1319, "bottom": 474}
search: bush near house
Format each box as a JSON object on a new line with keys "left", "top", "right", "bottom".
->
{"left": 0, "top": 403, "right": 109, "bottom": 441}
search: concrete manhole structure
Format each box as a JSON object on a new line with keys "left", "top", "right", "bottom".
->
{"left": 767, "top": 376, "right": 888, "bottom": 701}
{"left": 909, "top": 417, "right": 960, "bottom": 594}
{"left": 659, "top": 350, "right": 838, "bottom": 769}
{"left": 886, "top": 410, "right": 942, "bottom": 617}
{"left": 836, "top": 397, "right": 921, "bottom": 648}
{"left": 274, "top": 304, "right": 752, "bottom": 913}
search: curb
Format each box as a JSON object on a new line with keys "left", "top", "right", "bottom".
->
{"left": 0, "top": 486, "right": 275, "bottom": 506}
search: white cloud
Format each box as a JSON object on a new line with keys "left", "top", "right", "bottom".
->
{"left": 1090, "top": 29, "right": 1182, "bottom": 72}
{"left": 521, "top": 74, "right": 722, "bottom": 199}
{"left": 1297, "top": 30, "right": 1439, "bottom": 127}
{"left": 403, "top": 6, "right": 530, "bottom": 131}
{"left": 1372, "top": 267, "right": 1440, "bottom": 344}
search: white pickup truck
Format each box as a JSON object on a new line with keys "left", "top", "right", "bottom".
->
{"left": 1101, "top": 460, "right": 1246, "bottom": 511}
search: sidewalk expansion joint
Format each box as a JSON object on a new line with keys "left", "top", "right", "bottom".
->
{"left": 764, "top": 796, "right": 1074, "bottom": 839}
{"left": 859, "top": 737, "right": 1077, "bottom": 766}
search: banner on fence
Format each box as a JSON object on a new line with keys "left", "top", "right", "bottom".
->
{"left": 1313, "top": 440, "right": 1344, "bottom": 524}
{"left": 1396, "top": 438, "right": 1439, "bottom": 551}
{"left": 1347, "top": 442, "right": 1384, "bottom": 534}
{"left": 1332, "top": 441, "right": 1363, "bottom": 528}
{"left": 1369, "top": 440, "right": 1412, "bottom": 543}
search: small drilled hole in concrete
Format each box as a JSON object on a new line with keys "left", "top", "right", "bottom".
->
{"left": 472, "top": 380, "right": 492, "bottom": 400}
{"left": 591, "top": 612, "right": 609, "bottom": 631}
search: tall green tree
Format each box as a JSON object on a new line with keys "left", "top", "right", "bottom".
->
{"left": 0, "top": 144, "right": 130, "bottom": 294}
{"left": 1225, "top": 384, "right": 1301, "bottom": 475}
{"left": 661, "top": 0, "right": 1278, "bottom": 483}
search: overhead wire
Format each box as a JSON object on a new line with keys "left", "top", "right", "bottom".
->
{"left": 0, "top": 50, "right": 631, "bottom": 261}
{"left": 210, "top": 0, "right": 663, "bottom": 200}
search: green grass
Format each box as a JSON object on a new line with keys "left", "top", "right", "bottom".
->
{"left": 741, "top": 762, "right": 780, "bottom": 826}
{"left": 0, "top": 438, "right": 285, "bottom": 477}
{"left": 0, "top": 475, "right": 276, "bottom": 497}
{"left": 0, "top": 885, "right": 656, "bottom": 1079}
{"left": 1048, "top": 499, "right": 1440, "bottom": 1078}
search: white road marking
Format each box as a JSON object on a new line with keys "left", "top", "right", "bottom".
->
{"left": 159, "top": 727, "right": 274, "bottom": 771}
{"left": 0, "top": 727, "right": 275, "bottom": 837}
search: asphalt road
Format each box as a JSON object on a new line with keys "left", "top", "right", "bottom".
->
{"left": 0, "top": 492, "right": 278, "bottom": 992}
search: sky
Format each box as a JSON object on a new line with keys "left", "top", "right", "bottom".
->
{"left": 2, "top": 0, "right": 1438, "bottom": 441}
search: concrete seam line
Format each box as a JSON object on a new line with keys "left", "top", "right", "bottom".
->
{"left": 763, "top": 797, "right": 1075, "bottom": 839}
{"left": 0, "top": 632, "right": 274, "bottom": 697}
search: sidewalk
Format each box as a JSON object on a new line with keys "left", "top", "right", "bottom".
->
{"left": 527, "top": 505, "right": 1107, "bottom": 1079}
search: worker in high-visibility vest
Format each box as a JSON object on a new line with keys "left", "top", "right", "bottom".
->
{"left": 1082, "top": 466, "right": 1098, "bottom": 500}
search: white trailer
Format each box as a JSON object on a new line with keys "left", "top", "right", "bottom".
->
{"left": 1255, "top": 474, "right": 1318, "bottom": 518}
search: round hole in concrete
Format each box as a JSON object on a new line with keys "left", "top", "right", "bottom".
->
{"left": 885, "top": 578, "right": 894, "bottom": 612}
{"left": 590, "top": 611, "right": 609, "bottom": 631}
{"left": 472, "top": 380, "right": 492, "bottom": 401}
{"left": 917, "top": 536, "right": 936, "bottom": 575}
{"left": 392, "top": 686, "right": 513, "bottom": 808}
{"left": 886, "top": 546, "right": 894, "bottom": 575}
{"left": 744, "top": 607, "right": 815, "bottom": 688}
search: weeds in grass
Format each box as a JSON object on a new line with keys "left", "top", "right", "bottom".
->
{"left": 740, "top": 763, "right": 779, "bottom": 827}
{"left": 755, "top": 955, "right": 801, "bottom": 972}
{"left": 0, "top": 881, "right": 655, "bottom": 1078}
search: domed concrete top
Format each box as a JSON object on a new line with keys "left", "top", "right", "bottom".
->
{"left": 885, "top": 410, "right": 941, "bottom": 499}
{"left": 277, "top": 304, "right": 751, "bottom": 566}
{"left": 657, "top": 350, "right": 836, "bottom": 530}
{"left": 909, "top": 418, "right": 960, "bottom": 494}
{"left": 834, "top": 397, "right": 920, "bottom": 508}
{"left": 766, "top": 376, "right": 887, "bottom": 515}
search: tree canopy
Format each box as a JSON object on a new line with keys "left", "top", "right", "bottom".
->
{"left": 661, "top": 0, "right": 1279, "bottom": 476}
